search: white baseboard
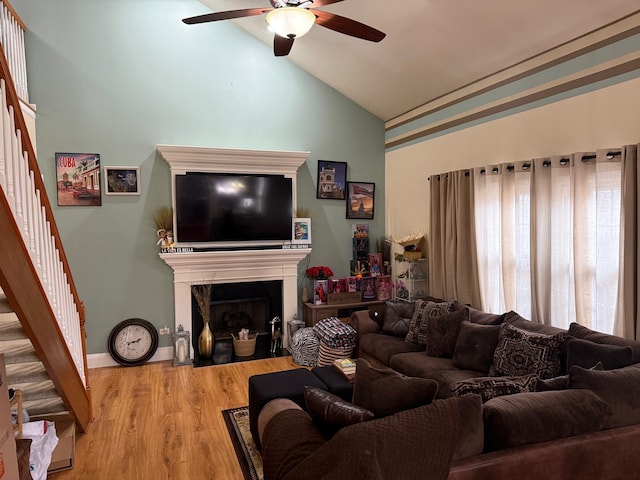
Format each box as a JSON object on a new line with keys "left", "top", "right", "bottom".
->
{"left": 87, "top": 346, "right": 174, "bottom": 369}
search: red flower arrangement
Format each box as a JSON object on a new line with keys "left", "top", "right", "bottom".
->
{"left": 306, "top": 265, "right": 334, "bottom": 279}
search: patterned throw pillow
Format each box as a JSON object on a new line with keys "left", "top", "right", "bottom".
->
{"left": 405, "top": 300, "right": 453, "bottom": 344}
{"left": 451, "top": 374, "right": 538, "bottom": 402}
{"left": 489, "top": 323, "right": 566, "bottom": 380}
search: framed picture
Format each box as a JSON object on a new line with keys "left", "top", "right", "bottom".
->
{"left": 346, "top": 181, "right": 375, "bottom": 219}
{"left": 104, "top": 166, "right": 141, "bottom": 195}
{"left": 55, "top": 153, "right": 102, "bottom": 206}
{"left": 292, "top": 218, "right": 311, "bottom": 244}
{"left": 317, "top": 160, "right": 347, "bottom": 200}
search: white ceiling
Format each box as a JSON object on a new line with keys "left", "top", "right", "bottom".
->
{"left": 197, "top": 0, "right": 640, "bottom": 121}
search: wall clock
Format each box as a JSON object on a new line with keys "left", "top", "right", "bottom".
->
{"left": 108, "top": 318, "right": 159, "bottom": 366}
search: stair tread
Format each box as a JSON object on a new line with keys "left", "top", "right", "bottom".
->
{"left": 0, "top": 313, "right": 27, "bottom": 340}
{"left": 0, "top": 293, "right": 11, "bottom": 314}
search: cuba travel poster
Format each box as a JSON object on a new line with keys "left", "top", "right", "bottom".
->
{"left": 55, "top": 153, "right": 101, "bottom": 206}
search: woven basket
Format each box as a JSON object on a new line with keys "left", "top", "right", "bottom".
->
{"left": 232, "top": 333, "right": 257, "bottom": 357}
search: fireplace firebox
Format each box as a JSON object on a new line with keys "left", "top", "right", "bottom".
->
{"left": 191, "top": 281, "right": 283, "bottom": 342}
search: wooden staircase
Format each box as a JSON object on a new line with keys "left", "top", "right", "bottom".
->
{"left": 1, "top": 289, "right": 67, "bottom": 417}
{"left": 0, "top": 0, "right": 91, "bottom": 432}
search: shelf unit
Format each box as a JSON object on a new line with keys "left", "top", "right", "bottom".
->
{"left": 393, "top": 258, "right": 428, "bottom": 301}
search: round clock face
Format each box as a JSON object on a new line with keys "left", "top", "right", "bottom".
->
{"left": 108, "top": 318, "right": 159, "bottom": 366}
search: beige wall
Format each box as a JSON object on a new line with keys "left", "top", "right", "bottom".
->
{"left": 385, "top": 76, "right": 640, "bottom": 241}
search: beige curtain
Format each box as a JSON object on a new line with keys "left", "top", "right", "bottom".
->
{"left": 473, "top": 150, "right": 623, "bottom": 333}
{"left": 617, "top": 144, "right": 640, "bottom": 340}
{"left": 428, "top": 170, "right": 482, "bottom": 307}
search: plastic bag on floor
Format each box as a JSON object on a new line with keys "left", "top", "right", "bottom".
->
{"left": 21, "top": 420, "right": 59, "bottom": 480}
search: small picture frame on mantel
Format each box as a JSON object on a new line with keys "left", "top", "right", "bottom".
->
{"left": 292, "top": 218, "right": 311, "bottom": 245}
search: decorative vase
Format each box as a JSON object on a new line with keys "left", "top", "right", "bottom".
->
{"left": 301, "top": 286, "right": 309, "bottom": 303}
{"left": 198, "top": 320, "right": 214, "bottom": 358}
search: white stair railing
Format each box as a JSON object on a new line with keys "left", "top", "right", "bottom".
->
{"left": 0, "top": 0, "right": 28, "bottom": 102}
{"left": 0, "top": 78, "right": 86, "bottom": 388}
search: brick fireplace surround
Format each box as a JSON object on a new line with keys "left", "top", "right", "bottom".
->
{"left": 157, "top": 145, "right": 312, "bottom": 360}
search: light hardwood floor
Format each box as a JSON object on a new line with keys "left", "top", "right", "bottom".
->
{"left": 49, "top": 357, "right": 299, "bottom": 480}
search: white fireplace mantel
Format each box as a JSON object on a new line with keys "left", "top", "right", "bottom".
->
{"left": 160, "top": 249, "right": 311, "bottom": 351}
{"left": 156, "top": 145, "right": 312, "bottom": 355}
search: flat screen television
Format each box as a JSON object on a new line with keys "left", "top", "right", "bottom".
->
{"left": 174, "top": 172, "right": 293, "bottom": 245}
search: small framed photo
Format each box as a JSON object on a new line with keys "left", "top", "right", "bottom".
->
{"left": 104, "top": 166, "right": 140, "bottom": 195}
{"left": 346, "top": 181, "right": 375, "bottom": 219}
{"left": 317, "top": 160, "right": 347, "bottom": 200}
{"left": 292, "top": 218, "right": 311, "bottom": 244}
{"left": 55, "top": 153, "right": 102, "bottom": 206}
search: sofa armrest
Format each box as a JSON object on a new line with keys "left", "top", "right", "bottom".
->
{"left": 351, "top": 309, "right": 381, "bottom": 338}
{"left": 260, "top": 400, "right": 327, "bottom": 480}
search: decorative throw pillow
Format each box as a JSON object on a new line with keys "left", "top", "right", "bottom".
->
{"left": 569, "top": 363, "right": 640, "bottom": 429}
{"left": 352, "top": 358, "right": 439, "bottom": 417}
{"left": 405, "top": 299, "right": 453, "bottom": 344}
{"left": 566, "top": 336, "right": 633, "bottom": 371}
{"left": 452, "top": 321, "right": 502, "bottom": 373}
{"left": 380, "top": 301, "right": 416, "bottom": 337}
{"left": 489, "top": 323, "right": 566, "bottom": 380}
{"left": 303, "top": 386, "right": 374, "bottom": 438}
{"left": 536, "top": 361, "right": 604, "bottom": 392}
{"left": 421, "top": 308, "right": 470, "bottom": 358}
{"left": 568, "top": 321, "right": 640, "bottom": 362}
{"left": 450, "top": 374, "right": 538, "bottom": 402}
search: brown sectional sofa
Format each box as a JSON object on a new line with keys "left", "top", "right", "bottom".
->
{"left": 259, "top": 299, "right": 640, "bottom": 479}
{"left": 353, "top": 300, "right": 640, "bottom": 478}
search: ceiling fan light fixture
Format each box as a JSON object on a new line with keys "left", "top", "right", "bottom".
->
{"left": 266, "top": 7, "right": 315, "bottom": 39}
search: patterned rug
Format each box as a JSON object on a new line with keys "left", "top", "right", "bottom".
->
{"left": 222, "top": 406, "right": 264, "bottom": 480}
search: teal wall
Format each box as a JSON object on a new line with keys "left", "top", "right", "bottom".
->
{"left": 13, "top": 0, "right": 385, "bottom": 353}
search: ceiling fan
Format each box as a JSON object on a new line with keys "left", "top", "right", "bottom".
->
{"left": 182, "top": 0, "right": 386, "bottom": 57}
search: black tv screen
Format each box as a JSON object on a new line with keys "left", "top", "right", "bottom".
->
{"left": 175, "top": 173, "right": 293, "bottom": 244}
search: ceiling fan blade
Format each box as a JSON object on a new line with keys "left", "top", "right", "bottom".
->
{"left": 308, "top": 0, "right": 345, "bottom": 6}
{"left": 183, "top": 8, "right": 272, "bottom": 25}
{"left": 312, "top": 10, "right": 386, "bottom": 42}
{"left": 274, "top": 35, "right": 295, "bottom": 56}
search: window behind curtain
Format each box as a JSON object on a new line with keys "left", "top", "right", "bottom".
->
{"left": 473, "top": 152, "right": 621, "bottom": 333}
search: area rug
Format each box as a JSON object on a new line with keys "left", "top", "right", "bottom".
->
{"left": 222, "top": 406, "right": 264, "bottom": 480}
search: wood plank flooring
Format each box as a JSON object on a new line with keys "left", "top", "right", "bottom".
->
{"left": 49, "top": 357, "right": 299, "bottom": 480}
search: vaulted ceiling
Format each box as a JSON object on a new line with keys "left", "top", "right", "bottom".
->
{"left": 196, "top": 1, "right": 640, "bottom": 121}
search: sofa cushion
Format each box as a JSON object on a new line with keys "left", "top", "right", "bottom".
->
{"left": 359, "top": 332, "right": 424, "bottom": 365}
{"left": 566, "top": 336, "right": 633, "bottom": 371}
{"left": 380, "top": 301, "right": 415, "bottom": 337}
{"left": 489, "top": 322, "right": 566, "bottom": 380}
{"left": 390, "top": 353, "right": 494, "bottom": 400}
{"left": 452, "top": 301, "right": 505, "bottom": 325}
{"left": 450, "top": 374, "right": 538, "bottom": 402}
{"left": 405, "top": 299, "right": 454, "bottom": 344}
{"left": 303, "top": 386, "right": 374, "bottom": 438}
{"left": 482, "top": 389, "right": 609, "bottom": 452}
{"left": 569, "top": 363, "right": 640, "bottom": 429}
{"left": 421, "top": 308, "right": 470, "bottom": 358}
{"left": 452, "top": 321, "right": 501, "bottom": 373}
{"left": 536, "top": 361, "right": 604, "bottom": 392}
{"left": 568, "top": 322, "right": 640, "bottom": 363}
{"left": 352, "top": 358, "right": 439, "bottom": 417}
{"left": 504, "top": 311, "right": 567, "bottom": 335}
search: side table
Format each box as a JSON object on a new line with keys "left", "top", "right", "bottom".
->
{"left": 303, "top": 300, "right": 384, "bottom": 326}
